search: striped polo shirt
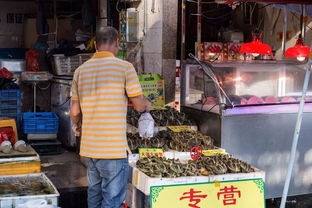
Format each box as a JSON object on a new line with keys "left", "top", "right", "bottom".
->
{"left": 71, "top": 51, "right": 143, "bottom": 159}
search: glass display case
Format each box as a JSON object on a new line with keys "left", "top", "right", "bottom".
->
{"left": 181, "top": 61, "right": 312, "bottom": 198}
{"left": 184, "top": 61, "right": 312, "bottom": 114}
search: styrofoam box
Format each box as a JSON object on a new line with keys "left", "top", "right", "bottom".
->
{"left": 0, "top": 59, "right": 25, "bottom": 72}
{"left": 0, "top": 173, "right": 60, "bottom": 208}
{"left": 130, "top": 163, "right": 265, "bottom": 195}
{"left": 129, "top": 152, "right": 175, "bottom": 163}
{"left": 0, "top": 154, "right": 40, "bottom": 163}
{"left": 125, "top": 183, "right": 137, "bottom": 208}
{"left": 128, "top": 152, "right": 175, "bottom": 184}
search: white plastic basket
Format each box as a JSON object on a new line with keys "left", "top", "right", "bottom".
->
{"left": 51, "top": 53, "right": 92, "bottom": 76}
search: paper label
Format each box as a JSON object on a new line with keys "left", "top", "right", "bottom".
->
{"left": 202, "top": 149, "right": 227, "bottom": 156}
{"left": 139, "top": 148, "right": 164, "bottom": 158}
{"left": 167, "top": 126, "right": 193, "bottom": 132}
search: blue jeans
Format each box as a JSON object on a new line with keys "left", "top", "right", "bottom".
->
{"left": 86, "top": 157, "right": 130, "bottom": 208}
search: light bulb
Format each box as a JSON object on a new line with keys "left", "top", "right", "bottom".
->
{"left": 297, "top": 57, "right": 306, "bottom": 62}
{"left": 233, "top": 76, "right": 242, "bottom": 82}
{"left": 208, "top": 52, "right": 216, "bottom": 57}
{"left": 252, "top": 53, "right": 260, "bottom": 57}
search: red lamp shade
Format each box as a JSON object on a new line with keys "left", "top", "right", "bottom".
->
{"left": 239, "top": 34, "right": 273, "bottom": 55}
{"left": 284, "top": 38, "right": 310, "bottom": 58}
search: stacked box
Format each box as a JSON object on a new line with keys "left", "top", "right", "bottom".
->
{"left": 195, "top": 42, "right": 257, "bottom": 62}
{"left": 0, "top": 90, "right": 22, "bottom": 131}
{"left": 228, "top": 42, "right": 245, "bottom": 61}
{"left": 204, "top": 42, "right": 224, "bottom": 62}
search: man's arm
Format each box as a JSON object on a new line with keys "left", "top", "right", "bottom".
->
{"left": 70, "top": 100, "right": 82, "bottom": 136}
{"left": 130, "top": 95, "right": 152, "bottom": 112}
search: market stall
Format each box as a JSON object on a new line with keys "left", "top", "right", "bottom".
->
{"left": 124, "top": 104, "right": 266, "bottom": 208}
{"left": 179, "top": 0, "right": 312, "bottom": 202}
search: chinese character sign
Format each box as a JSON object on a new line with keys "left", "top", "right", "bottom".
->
{"left": 217, "top": 186, "right": 241, "bottom": 206}
{"left": 139, "top": 148, "right": 164, "bottom": 158}
{"left": 180, "top": 188, "right": 207, "bottom": 208}
{"left": 150, "top": 179, "right": 265, "bottom": 208}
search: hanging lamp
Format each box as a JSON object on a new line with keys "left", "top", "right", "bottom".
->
{"left": 284, "top": 6, "right": 310, "bottom": 62}
{"left": 239, "top": 34, "right": 273, "bottom": 57}
{"left": 284, "top": 37, "right": 310, "bottom": 61}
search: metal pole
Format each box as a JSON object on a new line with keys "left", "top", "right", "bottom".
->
{"left": 282, "top": 5, "right": 288, "bottom": 55}
{"left": 197, "top": 0, "right": 201, "bottom": 46}
{"left": 33, "top": 83, "right": 37, "bottom": 113}
{"left": 180, "top": 0, "right": 186, "bottom": 106}
{"left": 279, "top": 60, "right": 312, "bottom": 208}
{"left": 302, "top": 5, "right": 307, "bottom": 42}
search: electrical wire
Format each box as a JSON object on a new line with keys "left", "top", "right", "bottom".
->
{"left": 206, "top": 103, "right": 218, "bottom": 113}
{"left": 200, "top": 70, "right": 220, "bottom": 113}
{"left": 258, "top": 3, "right": 274, "bottom": 10}
{"left": 201, "top": 70, "right": 206, "bottom": 111}
{"left": 52, "top": 96, "right": 71, "bottom": 107}
{"left": 292, "top": 12, "right": 312, "bottom": 31}
{"left": 191, "top": 10, "right": 234, "bottom": 20}
{"left": 116, "top": 0, "right": 121, "bottom": 13}
{"left": 201, "top": 3, "right": 240, "bottom": 14}
{"left": 37, "top": 83, "right": 51, "bottom": 91}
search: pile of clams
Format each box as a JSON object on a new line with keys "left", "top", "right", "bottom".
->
{"left": 127, "top": 131, "right": 214, "bottom": 153}
{"left": 136, "top": 154, "right": 254, "bottom": 178}
{"left": 127, "top": 106, "right": 195, "bottom": 127}
{"left": 188, "top": 154, "right": 254, "bottom": 176}
{"left": 168, "top": 131, "right": 214, "bottom": 152}
{"left": 136, "top": 157, "right": 200, "bottom": 177}
{"left": 127, "top": 131, "right": 170, "bottom": 153}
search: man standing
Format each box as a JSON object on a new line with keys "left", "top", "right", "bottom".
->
{"left": 70, "top": 26, "right": 151, "bottom": 208}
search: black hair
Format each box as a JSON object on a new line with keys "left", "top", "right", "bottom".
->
{"left": 96, "top": 26, "right": 118, "bottom": 46}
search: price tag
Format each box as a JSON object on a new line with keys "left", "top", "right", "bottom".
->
{"left": 167, "top": 126, "right": 193, "bottom": 132}
{"left": 139, "top": 148, "right": 164, "bottom": 158}
{"left": 202, "top": 149, "right": 227, "bottom": 156}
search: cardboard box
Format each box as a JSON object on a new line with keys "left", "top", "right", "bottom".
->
{"left": 204, "top": 42, "right": 224, "bottom": 62}
{"left": 228, "top": 42, "right": 245, "bottom": 61}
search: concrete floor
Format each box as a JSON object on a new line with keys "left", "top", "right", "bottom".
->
{"left": 41, "top": 152, "right": 88, "bottom": 208}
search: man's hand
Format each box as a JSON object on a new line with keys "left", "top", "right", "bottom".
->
{"left": 70, "top": 100, "right": 82, "bottom": 136}
{"left": 72, "top": 123, "right": 81, "bottom": 137}
{"left": 130, "top": 95, "right": 153, "bottom": 112}
{"left": 145, "top": 100, "right": 153, "bottom": 112}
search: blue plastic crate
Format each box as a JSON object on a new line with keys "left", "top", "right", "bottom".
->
{"left": 0, "top": 100, "right": 21, "bottom": 109}
{"left": 0, "top": 107, "right": 21, "bottom": 115}
{"left": 0, "top": 90, "right": 21, "bottom": 108}
{"left": 23, "top": 112, "right": 59, "bottom": 134}
{"left": 0, "top": 89, "right": 21, "bottom": 100}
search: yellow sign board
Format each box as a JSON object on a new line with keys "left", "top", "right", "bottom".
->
{"left": 168, "top": 125, "right": 194, "bottom": 132}
{"left": 150, "top": 179, "right": 265, "bottom": 208}
{"left": 202, "top": 149, "right": 227, "bottom": 156}
{"left": 139, "top": 148, "right": 164, "bottom": 158}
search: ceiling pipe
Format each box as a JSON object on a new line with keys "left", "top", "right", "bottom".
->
{"left": 98, "top": 0, "right": 108, "bottom": 27}
{"left": 282, "top": 5, "right": 288, "bottom": 55}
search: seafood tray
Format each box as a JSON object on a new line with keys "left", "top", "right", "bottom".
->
{"left": 130, "top": 156, "right": 265, "bottom": 195}
{"left": 0, "top": 173, "right": 59, "bottom": 208}
{"left": 0, "top": 148, "right": 40, "bottom": 176}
